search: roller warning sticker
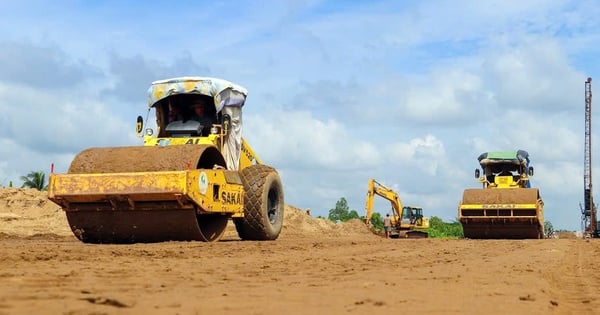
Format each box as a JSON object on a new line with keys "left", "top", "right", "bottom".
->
{"left": 199, "top": 172, "right": 208, "bottom": 195}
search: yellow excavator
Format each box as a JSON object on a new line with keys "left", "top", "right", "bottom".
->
{"left": 47, "top": 77, "right": 284, "bottom": 243}
{"left": 364, "top": 179, "right": 429, "bottom": 238}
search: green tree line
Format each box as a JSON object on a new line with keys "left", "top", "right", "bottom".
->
{"left": 427, "top": 216, "right": 463, "bottom": 238}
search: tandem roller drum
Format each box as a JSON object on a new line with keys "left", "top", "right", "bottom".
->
{"left": 459, "top": 188, "right": 544, "bottom": 239}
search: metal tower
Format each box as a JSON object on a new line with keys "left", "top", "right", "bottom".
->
{"left": 581, "top": 77, "right": 598, "bottom": 237}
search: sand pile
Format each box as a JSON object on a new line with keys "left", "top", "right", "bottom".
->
{"left": 0, "top": 188, "right": 71, "bottom": 237}
{"left": 556, "top": 231, "right": 579, "bottom": 239}
{"left": 0, "top": 188, "right": 376, "bottom": 240}
{"left": 280, "top": 205, "right": 374, "bottom": 239}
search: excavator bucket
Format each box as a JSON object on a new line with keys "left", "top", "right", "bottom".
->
{"left": 459, "top": 188, "right": 544, "bottom": 239}
{"left": 48, "top": 145, "right": 238, "bottom": 243}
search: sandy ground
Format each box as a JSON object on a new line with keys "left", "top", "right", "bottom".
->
{"left": 1, "top": 188, "right": 599, "bottom": 315}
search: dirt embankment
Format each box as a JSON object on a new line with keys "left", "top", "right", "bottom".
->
{"left": 0, "top": 188, "right": 72, "bottom": 238}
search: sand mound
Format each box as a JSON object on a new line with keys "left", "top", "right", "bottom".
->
{"left": 0, "top": 188, "right": 376, "bottom": 240}
{"left": 279, "top": 205, "right": 375, "bottom": 239}
{"left": 0, "top": 188, "right": 71, "bottom": 237}
{"left": 556, "top": 231, "right": 580, "bottom": 239}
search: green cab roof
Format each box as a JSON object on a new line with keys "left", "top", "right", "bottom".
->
{"left": 477, "top": 150, "right": 530, "bottom": 166}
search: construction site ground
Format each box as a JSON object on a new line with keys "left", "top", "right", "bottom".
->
{"left": 1, "top": 188, "right": 599, "bottom": 315}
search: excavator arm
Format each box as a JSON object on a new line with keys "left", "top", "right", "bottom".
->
{"left": 364, "top": 179, "right": 403, "bottom": 225}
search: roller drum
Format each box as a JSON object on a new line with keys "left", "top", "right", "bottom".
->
{"left": 62, "top": 145, "right": 229, "bottom": 243}
{"left": 68, "top": 145, "right": 225, "bottom": 173}
{"left": 459, "top": 188, "right": 544, "bottom": 239}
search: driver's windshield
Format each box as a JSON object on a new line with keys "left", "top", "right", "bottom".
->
{"left": 402, "top": 207, "right": 416, "bottom": 220}
{"left": 487, "top": 164, "right": 518, "bottom": 175}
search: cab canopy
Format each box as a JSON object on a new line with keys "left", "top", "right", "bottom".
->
{"left": 147, "top": 76, "right": 248, "bottom": 112}
{"left": 477, "top": 150, "right": 530, "bottom": 167}
{"left": 147, "top": 76, "right": 248, "bottom": 171}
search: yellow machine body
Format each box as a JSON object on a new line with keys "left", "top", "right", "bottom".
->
{"left": 48, "top": 77, "right": 284, "bottom": 243}
{"left": 364, "top": 179, "right": 429, "bottom": 238}
{"left": 49, "top": 166, "right": 245, "bottom": 215}
{"left": 398, "top": 206, "right": 430, "bottom": 233}
{"left": 458, "top": 151, "right": 544, "bottom": 239}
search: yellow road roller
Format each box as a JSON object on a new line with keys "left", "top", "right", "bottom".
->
{"left": 48, "top": 77, "right": 284, "bottom": 243}
{"left": 458, "top": 150, "right": 544, "bottom": 239}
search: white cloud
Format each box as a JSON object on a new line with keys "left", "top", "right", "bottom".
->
{"left": 0, "top": 84, "right": 135, "bottom": 152}
{"left": 246, "top": 109, "right": 381, "bottom": 170}
{"left": 482, "top": 37, "right": 583, "bottom": 111}
{"left": 387, "top": 135, "right": 445, "bottom": 174}
{"left": 402, "top": 70, "right": 488, "bottom": 124}
{"left": 0, "top": 0, "right": 596, "bottom": 232}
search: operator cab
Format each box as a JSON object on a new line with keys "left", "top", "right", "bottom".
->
{"left": 401, "top": 206, "right": 423, "bottom": 225}
{"left": 158, "top": 94, "right": 218, "bottom": 137}
{"left": 475, "top": 150, "right": 534, "bottom": 188}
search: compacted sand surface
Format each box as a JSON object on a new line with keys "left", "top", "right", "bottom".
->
{"left": 0, "top": 188, "right": 598, "bottom": 315}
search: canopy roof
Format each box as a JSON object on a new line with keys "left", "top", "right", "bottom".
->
{"left": 477, "top": 150, "right": 530, "bottom": 166}
{"left": 147, "top": 76, "right": 248, "bottom": 112}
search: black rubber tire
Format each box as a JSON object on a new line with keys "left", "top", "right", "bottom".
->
{"left": 233, "top": 164, "right": 284, "bottom": 240}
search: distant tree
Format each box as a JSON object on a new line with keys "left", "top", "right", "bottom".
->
{"left": 328, "top": 197, "right": 350, "bottom": 222}
{"left": 370, "top": 212, "right": 384, "bottom": 230}
{"left": 544, "top": 221, "right": 555, "bottom": 238}
{"left": 20, "top": 171, "right": 47, "bottom": 191}
{"left": 347, "top": 210, "right": 360, "bottom": 220}
{"left": 328, "top": 197, "right": 360, "bottom": 222}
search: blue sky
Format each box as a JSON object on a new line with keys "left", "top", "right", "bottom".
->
{"left": 1, "top": 0, "right": 599, "bottom": 231}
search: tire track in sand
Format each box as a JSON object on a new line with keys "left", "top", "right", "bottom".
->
{"left": 544, "top": 239, "right": 600, "bottom": 313}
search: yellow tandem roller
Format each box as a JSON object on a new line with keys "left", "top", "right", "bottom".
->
{"left": 458, "top": 150, "right": 545, "bottom": 239}
{"left": 459, "top": 188, "right": 544, "bottom": 239}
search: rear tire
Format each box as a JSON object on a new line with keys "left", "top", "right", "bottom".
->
{"left": 234, "top": 165, "right": 284, "bottom": 240}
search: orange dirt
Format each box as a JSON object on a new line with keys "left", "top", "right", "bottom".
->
{"left": 1, "top": 188, "right": 599, "bottom": 315}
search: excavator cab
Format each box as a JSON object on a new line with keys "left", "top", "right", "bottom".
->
{"left": 401, "top": 206, "right": 424, "bottom": 225}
